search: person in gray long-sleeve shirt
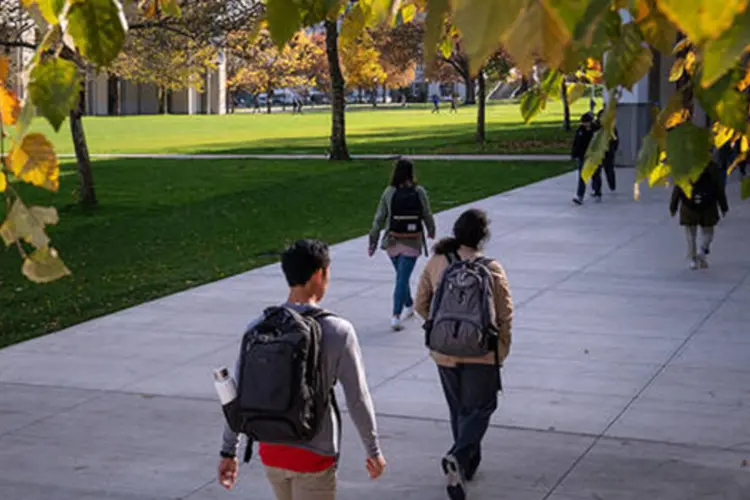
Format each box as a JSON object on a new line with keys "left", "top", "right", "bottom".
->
{"left": 217, "top": 239, "right": 386, "bottom": 500}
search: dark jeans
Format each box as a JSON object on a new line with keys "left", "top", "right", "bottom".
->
{"left": 592, "top": 166, "right": 603, "bottom": 197}
{"left": 390, "top": 255, "right": 417, "bottom": 316}
{"left": 576, "top": 158, "right": 586, "bottom": 199}
{"left": 438, "top": 364, "right": 499, "bottom": 477}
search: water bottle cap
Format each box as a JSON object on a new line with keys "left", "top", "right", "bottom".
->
{"left": 213, "top": 367, "right": 229, "bottom": 381}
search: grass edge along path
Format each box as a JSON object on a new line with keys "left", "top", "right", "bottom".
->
{"left": 1, "top": 158, "right": 573, "bottom": 348}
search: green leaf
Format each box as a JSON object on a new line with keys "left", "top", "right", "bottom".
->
{"left": 22, "top": 246, "right": 71, "bottom": 284}
{"left": 341, "top": 3, "right": 367, "bottom": 44}
{"left": 666, "top": 122, "right": 712, "bottom": 191}
{"left": 603, "top": 23, "right": 652, "bottom": 90}
{"left": 547, "top": 0, "right": 598, "bottom": 38}
{"left": 520, "top": 88, "right": 546, "bottom": 123}
{"left": 37, "top": 0, "right": 66, "bottom": 25}
{"left": 635, "top": 132, "right": 661, "bottom": 182}
{"left": 566, "top": 82, "right": 586, "bottom": 104}
{"left": 702, "top": 7, "right": 750, "bottom": 88}
{"left": 504, "top": 0, "right": 571, "bottom": 74}
{"left": 29, "top": 58, "right": 80, "bottom": 132}
{"left": 632, "top": 0, "right": 677, "bottom": 53}
{"left": 65, "top": 0, "right": 127, "bottom": 67}
{"left": 452, "top": 0, "right": 524, "bottom": 75}
{"left": 400, "top": 4, "right": 417, "bottom": 23}
{"left": 655, "top": 0, "right": 748, "bottom": 44}
{"left": 160, "top": 0, "right": 181, "bottom": 18}
{"left": 742, "top": 176, "right": 750, "bottom": 200}
{"left": 424, "top": 0, "right": 450, "bottom": 65}
{"left": 582, "top": 129, "right": 608, "bottom": 182}
{"left": 695, "top": 70, "right": 749, "bottom": 133}
{"left": 266, "top": 0, "right": 302, "bottom": 47}
{"left": 0, "top": 200, "right": 58, "bottom": 249}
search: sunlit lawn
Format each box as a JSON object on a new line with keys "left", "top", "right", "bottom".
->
{"left": 34, "top": 100, "right": 594, "bottom": 156}
{"left": 0, "top": 158, "right": 572, "bottom": 347}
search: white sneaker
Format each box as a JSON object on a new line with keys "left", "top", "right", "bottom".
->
{"left": 402, "top": 306, "right": 415, "bottom": 320}
{"left": 391, "top": 317, "right": 404, "bottom": 331}
{"left": 689, "top": 259, "right": 699, "bottom": 270}
{"left": 697, "top": 254, "right": 709, "bottom": 269}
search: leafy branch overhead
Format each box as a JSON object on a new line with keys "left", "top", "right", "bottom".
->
{"left": 0, "top": 0, "right": 182, "bottom": 283}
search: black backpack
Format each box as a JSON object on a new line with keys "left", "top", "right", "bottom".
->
{"left": 224, "top": 307, "right": 340, "bottom": 459}
{"left": 689, "top": 171, "right": 716, "bottom": 209}
{"left": 389, "top": 186, "right": 424, "bottom": 236}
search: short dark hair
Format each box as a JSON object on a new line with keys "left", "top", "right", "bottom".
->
{"left": 281, "top": 239, "right": 331, "bottom": 287}
{"left": 390, "top": 158, "right": 416, "bottom": 187}
{"left": 434, "top": 209, "right": 490, "bottom": 255}
{"left": 580, "top": 113, "right": 594, "bottom": 123}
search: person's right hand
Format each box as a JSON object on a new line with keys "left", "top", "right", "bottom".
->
{"left": 218, "top": 457, "right": 239, "bottom": 490}
{"left": 366, "top": 454, "right": 387, "bottom": 479}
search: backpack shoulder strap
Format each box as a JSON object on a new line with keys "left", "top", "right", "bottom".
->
{"left": 446, "top": 251, "right": 461, "bottom": 265}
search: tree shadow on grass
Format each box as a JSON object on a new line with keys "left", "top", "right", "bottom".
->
{"left": 183, "top": 121, "right": 573, "bottom": 156}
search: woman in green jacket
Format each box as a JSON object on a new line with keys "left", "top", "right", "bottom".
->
{"left": 369, "top": 159, "right": 436, "bottom": 331}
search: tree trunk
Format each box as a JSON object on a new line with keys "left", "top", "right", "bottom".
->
{"left": 325, "top": 20, "right": 350, "bottom": 160}
{"left": 463, "top": 75, "right": 476, "bottom": 105}
{"left": 158, "top": 87, "right": 167, "bottom": 114}
{"left": 561, "top": 81, "right": 571, "bottom": 131}
{"left": 382, "top": 84, "right": 387, "bottom": 104}
{"left": 266, "top": 89, "right": 272, "bottom": 114}
{"left": 476, "top": 72, "right": 486, "bottom": 144}
{"left": 70, "top": 106, "right": 97, "bottom": 207}
{"left": 107, "top": 74, "right": 120, "bottom": 116}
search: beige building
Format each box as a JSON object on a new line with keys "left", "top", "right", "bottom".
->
{"left": 7, "top": 46, "right": 227, "bottom": 117}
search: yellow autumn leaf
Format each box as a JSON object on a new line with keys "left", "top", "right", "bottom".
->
{"left": 0, "top": 172, "right": 6, "bottom": 192}
{"left": 668, "top": 58, "right": 685, "bottom": 82}
{"left": 728, "top": 151, "right": 748, "bottom": 174}
{"left": 566, "top": 83, "right": 586, "bottom": 104}
{"left": 22, "top": 246, "right": 71, "bottom": 284}
{"left": 712, "top": 122, "right": 737, "bottom": 148}
{"left": 8, "top": 133, "right": 60, "bottom": 191}
{"left": 648, "top": 162, "right": 671, "bottom": 187}
{"left": 656, "top": 0, "right": 748, "bottom": 43}
{"left": 0, "top": 55, "right": 9, "bottom": 82}
{"left": 0, "top": 200, "right": 58, "bottom": 249}
{"left": 0, "top": 87, "right": 21, "bottom": 126}
{"left": 684, "top": 51, "right": 696, "bottom": 75}
{"left": 663, "top": 109, "right": 690, "bottom": 128}
{"left": 672, "top": 37, "right": 691, "bottom": 54}
{"left": 739, "top": 68, "right": 750, "bottom": 91}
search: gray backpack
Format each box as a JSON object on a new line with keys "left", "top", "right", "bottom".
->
{"left": 425, "top": 253, "right": 498, "bottom": 358}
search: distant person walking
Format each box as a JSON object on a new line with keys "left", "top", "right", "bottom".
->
{"left": 450, "top": 93, "right": 458, "bottom": 114}
{"left": 594, "top": 109, "right": 619, "bottom": 194}
{"left": 670, "top": 162, "right": 729, "bottom": 270}
{"left": 369, "top": 159, "right": 436, "bottom": 331}
{"left": 217, "top": 240, "right": 386, "bottom": 499}
{"left": 571, "top": 112, "right": 595, "bottom": 205}
{"left": 432, "top": 94, "right": 441, "bottom": 114}
{"left": 415, "top": 209, "right": 513, "bottom": 500}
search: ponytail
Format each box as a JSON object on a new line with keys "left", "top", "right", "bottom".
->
{"left": 433, "top": 237, "right": 460, "bottom": 256}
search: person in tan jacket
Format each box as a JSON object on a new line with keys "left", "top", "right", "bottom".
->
{"left": 415, "top": 208, "right": 513, "bottom": 500}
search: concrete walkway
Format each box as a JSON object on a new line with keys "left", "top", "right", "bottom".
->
{"left": 1, "top": 170, "right": 750, "bottom": 500}
{"left": 59, "top": 153, "right": 569, "bottom": 162}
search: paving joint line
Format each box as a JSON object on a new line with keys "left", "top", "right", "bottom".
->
{"left": 538, "top": 263, "right": 750, "bottom": 500}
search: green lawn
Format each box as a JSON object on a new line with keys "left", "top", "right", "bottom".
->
{"left": 0, "top": 158, "right": 571, "bottom": 347}
{"left": 34, "top": 100, "right": 593, "bottom": 156}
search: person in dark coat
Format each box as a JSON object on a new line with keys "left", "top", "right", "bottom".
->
{"left": 670, "top": 162, "right": 729, "bottom": 270}
{"left": 571, "top": 113, "right": 595, "bottom": 205}
{"left": 594, "top": 109, "right": 620, "bottom": 195}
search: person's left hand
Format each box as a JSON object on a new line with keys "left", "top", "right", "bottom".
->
{"left": 218, "top": 457, "right": 239, "bottom": 490}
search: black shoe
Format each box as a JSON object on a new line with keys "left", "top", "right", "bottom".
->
{"left": 442, "top": 455, "right": 466, "bottom": 500}
{"left": 593, "top": 194, "right": 602, "bottom": 203}
{"left": 701, "top": 245, "right": 711, "bottom": 256}
{"left": 572, "top": 197, "right": 583, "bottom": 205}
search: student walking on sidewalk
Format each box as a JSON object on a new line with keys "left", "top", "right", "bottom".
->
{"left": 369, "top": 159, "right": 436, "bottom": 331}
{"left": 571, "top": 112, "right": 595, "bottom": 205}
{"left": 670, "top": 163, "right": 729, "bottom": 270}
{"left": 217, "top": 240, "right": 386, "bottom": 499}
{"left": 415, "top": 209, "right": 513, "bottom": 500}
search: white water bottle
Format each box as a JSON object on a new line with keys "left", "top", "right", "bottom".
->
{"left": 213, "top": 367, "right": 237, "bottom": 405}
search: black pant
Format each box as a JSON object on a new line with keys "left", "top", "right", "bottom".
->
{"left": 603, "top": 157, "right": 616, "bottom": 191}
{"left": 592, "top": 166, "right": 603, "bottom": 197}
{"left": 438, "top": 364, "right": 499, "bottom": 477}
